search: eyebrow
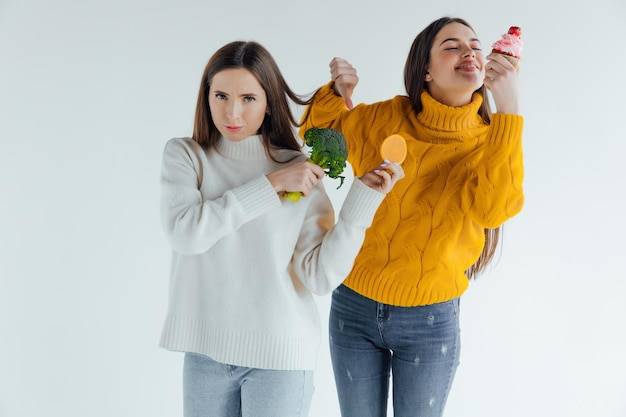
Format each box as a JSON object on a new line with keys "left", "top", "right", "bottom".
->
{"left": 440, "top": 37, "right": 481, "bottom": 45}
{"left": 212, "top": 89, "right": 260, "bottom": 97}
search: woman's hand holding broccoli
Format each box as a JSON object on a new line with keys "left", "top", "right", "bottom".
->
{"left": 266, "top": 162, "right": 325, "bottom": 198}
{"left": 282, "top": 127, "right": 349, "bottom": 202}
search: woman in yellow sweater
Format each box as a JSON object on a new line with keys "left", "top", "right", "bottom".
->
{"left": 301, "top": 17, "right": 524, "bottom": 417}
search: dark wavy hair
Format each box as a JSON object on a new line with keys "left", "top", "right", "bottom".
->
{"left": 404, "top": 17, "right": 500, "bottom": 279}
{"left": 192, "top": 41, "right": 309, "bottom": 159}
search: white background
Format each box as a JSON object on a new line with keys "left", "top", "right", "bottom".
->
{"left": 1, "top": 0, "right": 625, "bottom": 416}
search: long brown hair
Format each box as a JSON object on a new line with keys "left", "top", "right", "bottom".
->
{"left": 192, "top": 41, "right": 309, "bottom": 159}
{"left": 403, "top": 17, "right": 501, "bottom": 279}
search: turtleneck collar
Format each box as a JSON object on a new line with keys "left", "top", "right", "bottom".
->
{"left": 417, "top": 91, "right": 485, "bottom": 133}
{"left": 214, "top": 135, "right": 268, "bottom": 160}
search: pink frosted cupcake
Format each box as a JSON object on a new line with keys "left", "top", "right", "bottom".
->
{"left": 491, "top": 26, "right": 523, "bottom": 67}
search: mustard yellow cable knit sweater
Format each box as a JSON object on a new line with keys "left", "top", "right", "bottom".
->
{"left": 301, "top": 83, "right": 524, "bottom": 306}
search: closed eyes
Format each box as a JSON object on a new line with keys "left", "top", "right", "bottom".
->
{"left": 444, "top": 46, "right": 482, "bottom": 51}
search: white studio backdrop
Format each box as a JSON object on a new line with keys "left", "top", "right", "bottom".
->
{"left": 1, "top": 0, "right": 625, "bottom": 416}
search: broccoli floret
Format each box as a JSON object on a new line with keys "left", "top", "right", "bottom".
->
{"left": 304, "top": 127, "right": 348, "bottom": 186}
{"left": 283, "top": 127, "right": 348, "bottom": 202}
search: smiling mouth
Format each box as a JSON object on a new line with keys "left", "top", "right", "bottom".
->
{"left": 456, "top": 64, "right": 477, "bottom": 71}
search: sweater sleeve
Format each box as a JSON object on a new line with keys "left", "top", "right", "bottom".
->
{"left": 300, "top": 82, "right": 388, "bottom": 173}
{"left": 160, "top": 138, "right": 281, "bottom": 255}
{"left": 291, "top": 179, "right": 386, "bottom": 295}
{"left": 467, "top": 113, "right": 525, "bottom": 228}
{"left": 300, "top": 82, "right": 349, "bottom": 134}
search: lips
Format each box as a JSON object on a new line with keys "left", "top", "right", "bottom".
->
{"left": 225, "top": 125, "right": 243, "bottom": 133}
{"left": 456, "top": 61, "right": 478, "bottom": 71}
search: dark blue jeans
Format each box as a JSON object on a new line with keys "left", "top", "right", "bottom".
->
{"left": 329, "top": 284, "right": 460, "bottom": 417}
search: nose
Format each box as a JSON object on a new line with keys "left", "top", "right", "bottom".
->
{"left": 461, "top": 44, "right": 475, "bottom": 58}
{"left": 226, "top": 101, "right": 242, "bottom": 121}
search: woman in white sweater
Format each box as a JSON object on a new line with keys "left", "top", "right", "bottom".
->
{"left": 159, "top": 41, "right": 404, "bottom": 417}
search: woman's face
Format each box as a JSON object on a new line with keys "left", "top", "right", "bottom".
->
{"left": 208, "top": 68, "right": 268, "bottom": 142}
{"left": 426, "top": 22, "right": 486, "bottom": 106}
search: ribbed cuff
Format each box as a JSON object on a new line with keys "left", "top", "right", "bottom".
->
{"left": 487, "top": 114, "right": 524, "bottom": 145}
{"left": 230, "top": 176, "right": 281, "bottom": 220}
{"left": 316, "top": 82, "right": 347, "bottom": 111}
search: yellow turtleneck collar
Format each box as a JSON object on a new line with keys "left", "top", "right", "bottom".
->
{"left": 416, "top": 90, "right": 485, "bottom": 133}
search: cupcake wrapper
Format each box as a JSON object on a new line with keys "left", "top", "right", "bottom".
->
{"left": 491, "top": 50, "right": 520, "bottom": 67}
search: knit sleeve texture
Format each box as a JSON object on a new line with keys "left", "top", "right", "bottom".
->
{"left": 160, "top": 137, "right": 280, "bottom": 255}
{"left": 465, "top": 113, "right": 525, "bottom": 228}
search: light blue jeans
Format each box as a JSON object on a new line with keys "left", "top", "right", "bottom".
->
{"left": 329, "top": 284, "right": 460, "bottom": 417}
{"left": 183, "top": 352, "right": 314, "bottom": 417}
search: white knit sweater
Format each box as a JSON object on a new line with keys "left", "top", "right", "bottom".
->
{"left": 159, "top": 135, "right": 385, "bottom": 370}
